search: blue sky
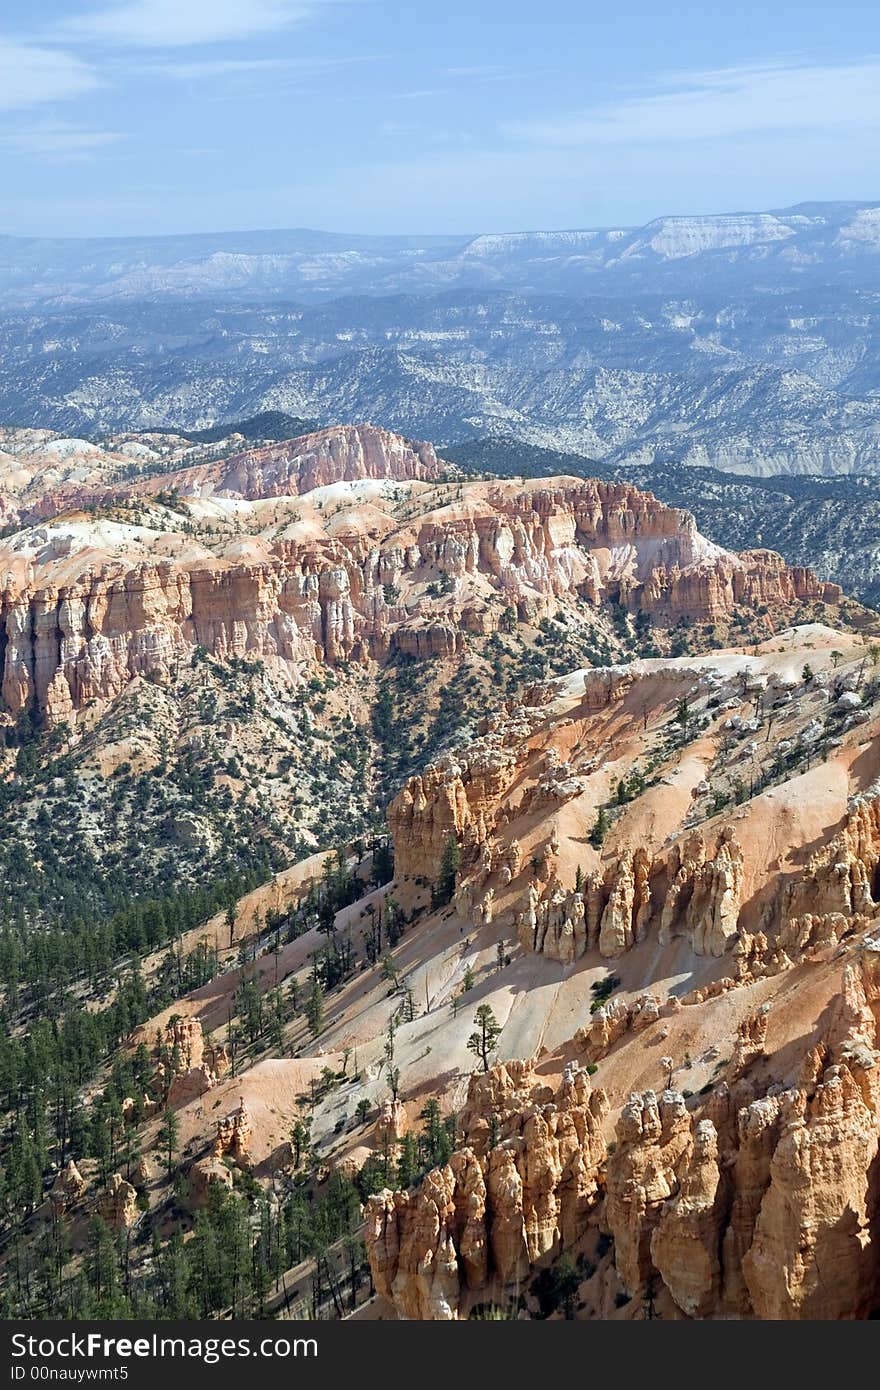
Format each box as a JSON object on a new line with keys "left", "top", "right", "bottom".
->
{"left": 2, "top": 0, "right": 880, "bottom": 237}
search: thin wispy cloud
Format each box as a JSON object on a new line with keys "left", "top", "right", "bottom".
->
{"left": 0, "top": 37, "right": 100, "bottom": 109}
{"left": 393, "top": 89, "right": 445, "bottom": 101}
{"left": 5, "top": 2, "right": 877, "bottom": 238}
{"left": 506, "top": 58, "right": 880, "bottom": 146}
{"left": 1, "top": 121, "right": 123, "bottom": 160}
{"left": 56, "top": 0, "right": 334, "bottom": 48}
{"left": 444, "top": 64, "right": 512, "bottom": 80}
{"left": 150, "top": 53, "right": 377, "bottom": 80}
{"left": 155, "top": 57, "right": 314, "bottom": 78}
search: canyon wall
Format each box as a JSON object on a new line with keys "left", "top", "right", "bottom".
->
{"left": 389, "top": 653, "right": 880, "bottom": 964}
{"left": 365, "top": 940, "right": 880, "bottom": 1319}
{"left": 1, "top": 444, "right": 839, "bottom": 725}
{"left": 15, "top": 423, "right": 447, "bottom": 524}
{"left": 376, "top": 652, "right": 880, "bottom": 1319}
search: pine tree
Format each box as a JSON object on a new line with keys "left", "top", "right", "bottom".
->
{"left": 290, "top": 1120, "right": 310, "bottom": 1170}
{"left": 382, "top": 1015, "right": 400, "bottom": 1101}
{"left": 436, "top": 835, "right": 461, "bottom": 906}
{"left": 395, "top": 1132, "right": 420, "bottom": 1188}
{"left": 467, "top": 1005, "right": 503, "bottom": 1073}
{"left": 419, "top": 1097, "right": 452, "bottom": 1168}
{"left": 225, "top": 902, "right": 238, "bottom": 949}
{"left": 371, "top": 839, "right": 394, "bottom": 886}
{"left": 674, "top": 696, "right": 692, "bottom": 738}
{"left": 161, "top": 1227, "right": 192, "bottom": 1318}
{"left": 268, "top": 1008, "right": 285, "bottom": 1054}
{"left": 157, "top": 1108, "right": 179, "bottom": 1176}
{"left": 19, "top": 1140, "right": 43, "bottom": 1214}
{"left": 86, "top": 1215, "right": 128, "bottom": 1315}
{"left": 305, "top": 979, "right": 324, "bottom": 1037}
{"left": 385, "top": 898, "right": 404, "bottom": 947}
{"left": 589, "top": 806, "right": 610, "bottom": 848}
{"left": 89, "top": 1108, "right": 112, "bottom": 1185}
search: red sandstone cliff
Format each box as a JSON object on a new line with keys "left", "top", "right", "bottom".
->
{"left": 365, "top": 933, "right": 880, "bottom": 1320}
{"left": 18, "top": 423, "right": 446, "bottom": 523}
{"left": 0, "top": 433, "right": 841, "bottom": 725}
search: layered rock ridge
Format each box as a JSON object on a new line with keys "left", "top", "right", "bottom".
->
{"left": 389, "top": 653, "right": 878, "bottom": 964}
{"left": 11, "top": 423, "right": 446, "bottom": 525}
{"left": 0, "top": 450, "right": 838, "bottom": 725}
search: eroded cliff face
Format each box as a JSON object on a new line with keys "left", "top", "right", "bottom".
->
{"left": 364, "top": 1061, "right": 608, "bottom": 1319}
{"left": 204, "top": 424, "right": 444, "bottom": 500}
{"left": 12, "top": 424, "right": 446, "bottom": 524}
{"left": 400, "top": 777, "right": 880, "bottom": 972}
{"left": 388, "top": 634, "right": 880, "bottom": 971}
{"left": 388, "top": 694, "right": 753, "bottom": 961}
{"left": 365, "top": 937, "right": 880, "bottom": 1320}
{"left": 0, "top": 441, "right": 840, "bottom": 725}
{"left": 369, "top": 616, "right": 880, "bottom": 1320}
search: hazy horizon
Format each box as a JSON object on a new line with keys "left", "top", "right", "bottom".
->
{"left": 4, "top": 194, "right": 880, "bottom": 244}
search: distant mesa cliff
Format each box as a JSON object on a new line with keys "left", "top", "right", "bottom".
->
{"left": 0, "top": 424, "right": 841, "bottom": 726}
{"left": 126, "top": 422, "right": 445, "bottom": 505}
{"left": 12, "top": 422, "right": 445, "bottom": 525}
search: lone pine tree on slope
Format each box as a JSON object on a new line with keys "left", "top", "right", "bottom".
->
{"left": 467, "top": 1004, "right": 502, "bottom": 1073}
